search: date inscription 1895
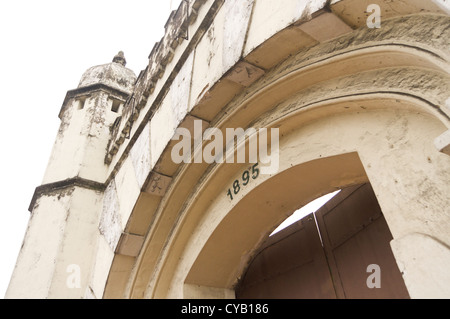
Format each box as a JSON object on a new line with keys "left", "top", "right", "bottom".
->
{"left": 226, "top": 163, "right": 260, "bottom": 200}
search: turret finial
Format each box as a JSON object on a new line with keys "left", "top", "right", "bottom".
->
{"left": 113, "top": 51, "right": 126, "bottom": 66}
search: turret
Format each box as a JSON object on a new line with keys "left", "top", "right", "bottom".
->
{"left": 6, "top": 53, "right": 136, "bottom": 298}
{"left": 42, "top": 52, "right": 136, "bottom": 184}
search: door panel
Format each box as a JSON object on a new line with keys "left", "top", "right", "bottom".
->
{"left": 316, "top": 183, "right": 410, "bottom": 299}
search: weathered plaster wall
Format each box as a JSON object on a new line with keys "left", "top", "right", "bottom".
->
{"left": 7, "top": 187, "right": 103, "bottom": 298}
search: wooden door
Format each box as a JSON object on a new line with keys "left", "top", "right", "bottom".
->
{"left": 236, "top": 184, "right": 410, "bottom": 299}
{"left": 315, "top": 183, "right": 409, "bottom": 299}
{"left": 236, "top": 213, "right": 337, "bottom": 299}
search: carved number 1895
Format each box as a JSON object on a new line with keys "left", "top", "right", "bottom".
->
{"left": 226, "top": 163, "right": 259, "bottom": 200}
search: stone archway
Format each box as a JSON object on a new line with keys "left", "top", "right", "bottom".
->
{"left": 176, "top": 103, "right": 448, "bottom": 299}
{"left": 140, "top": 101, "right": 448, "bottom": 299}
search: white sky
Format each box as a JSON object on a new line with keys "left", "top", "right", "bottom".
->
{"left": 270, "top": 190, "right": 340, "bottom": 236}
{"left": 0, "top": 0, "right": 182, "bottom": 298}
{"left": 0, "top": 0, "right": 338, "bottom": 298}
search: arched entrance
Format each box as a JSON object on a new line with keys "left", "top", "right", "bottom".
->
{"left": 176, "top": 102, "right": 448, "bottom": 299}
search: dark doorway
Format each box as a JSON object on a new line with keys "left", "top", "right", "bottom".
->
{"left": 235, "top": 184, "right": 410, "bottom": 299}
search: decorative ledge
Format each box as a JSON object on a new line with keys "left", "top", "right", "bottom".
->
{"left": 29, "top": 177, "right": 106, "bottom": 212}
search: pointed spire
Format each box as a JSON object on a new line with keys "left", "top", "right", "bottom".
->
{"left": 113, "top": 51, "right": 127, "bottom": 66}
